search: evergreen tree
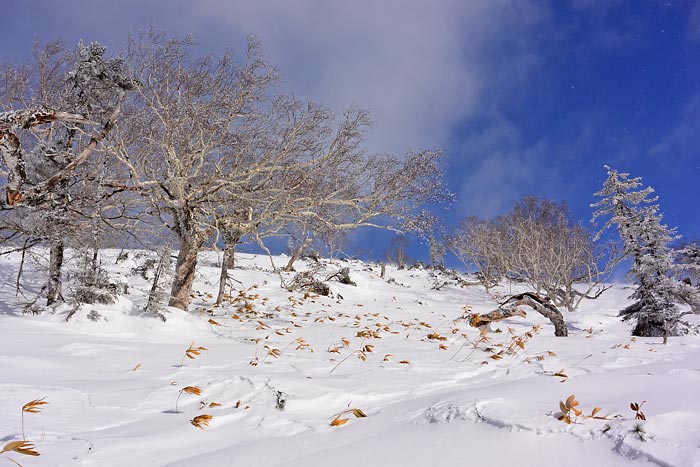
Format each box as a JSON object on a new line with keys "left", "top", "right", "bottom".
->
{"left": 675, "top": 240, "right": 700, "bottom": 286}
{"left": 592, "top": 166, "right": 699, "bottom": 336}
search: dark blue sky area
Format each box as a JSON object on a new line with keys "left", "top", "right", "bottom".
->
{"left": 1, "top": 1, "right": 699, "bottom": 259}
{"left": 449, "top": 1, "right": 700, "bottom": 238}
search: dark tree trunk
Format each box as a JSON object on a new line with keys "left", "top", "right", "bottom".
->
{"left": 500, "top": 292, "right": 569, "bottom": 337}
{"left": 47, "top": 240, "right": 64, "bottom": 306}
{"left": 168, "top": 235, "right": 202, "bottom": 311}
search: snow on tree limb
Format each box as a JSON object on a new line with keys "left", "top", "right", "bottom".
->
{"left": 592, "top": 166, "right": 700, "bottom": 337}
{"left": 0, "top": 107, "right": 91, "bottom": 131}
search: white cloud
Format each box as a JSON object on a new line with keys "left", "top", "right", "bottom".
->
{"left": 177, "top": 0, "right": 548, "bottom": 153}
{"left": 1, "top": 0, "right": 551, "bottom": 216}
{"left": 690, "top": 0, "right": 700, "bottom": 41}
{"left": 453, "top": 116, "right": 548, "bottom": 218}
{"left": 650, "top": 93, "right": 700, "bottom": 158}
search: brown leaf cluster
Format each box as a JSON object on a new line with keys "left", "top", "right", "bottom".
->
{"left": 1, "top": 440, "right": 40, "bottom": 457}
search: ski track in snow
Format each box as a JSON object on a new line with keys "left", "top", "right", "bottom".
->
{"left": 0, "top": 249, "right": 699, "bottom": 467}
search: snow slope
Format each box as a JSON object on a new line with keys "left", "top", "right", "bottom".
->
{"left": 0, "top": 250, "right": 698, "bottom": 467}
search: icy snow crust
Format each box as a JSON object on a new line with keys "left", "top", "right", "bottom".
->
{"left": 0, "top": 250, "right": 698, "bottom": 467}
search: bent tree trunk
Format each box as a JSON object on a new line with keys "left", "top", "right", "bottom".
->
{"left": 216, "top": 242, "right": 237, "bottom": 306}
{"left": 285, "top": 238, "right": 309, "bottom": 272}
{"left": 47, "top": 240, "right": 64, "bottom": 306}
{"left": 169, "top": 235, "right": 203, "bottom": 311}
{"left": 500, "top": 292, "right": 569, "bottom": 337}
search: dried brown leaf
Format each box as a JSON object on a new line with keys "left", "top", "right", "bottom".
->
{"left": 182, "top": 386, "right": 202, "bottom": 396}
{"left": 1, "top": 441, "right": 40, "bottom": 457}
{"left": 22, "top": 398, "right": 48, "bottom": 414}
{"left": 330, "top": 417, "right": 349, "bottom": 426}
{"left": 191, "top": 414, "right": 214, "bottom": 429}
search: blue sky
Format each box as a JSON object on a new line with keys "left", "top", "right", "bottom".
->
{"left": 2, "top": 1, "right": 699, "bottom": 260}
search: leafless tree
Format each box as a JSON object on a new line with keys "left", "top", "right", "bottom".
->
{"left": 448, "top": 216, "right": 508, "bottom": 290}
{"left": 385, "top": 234, "right": 410, "bottom": 270}
{"left": 111, "top": 32, "right": 449, "bottom": 312}
{"left": 428, "top": 234, "right": 446, "bottom": 268}
{"left": 450, "top": 196, "right": 615, "bottom": 310}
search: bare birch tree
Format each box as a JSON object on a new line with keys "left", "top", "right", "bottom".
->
{"left": 111, "top": 32, "right": 449, "bottom": 311}
{"left": 450, "top": 196, "right": 614, "bottom": 310}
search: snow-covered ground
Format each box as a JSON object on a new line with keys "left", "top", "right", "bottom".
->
{"left": 0, "top": 250, "right": 698, "bottom": 467}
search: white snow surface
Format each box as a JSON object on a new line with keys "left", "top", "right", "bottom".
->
{"left": 0, "top": 250, "right": 699, "bottom": 467}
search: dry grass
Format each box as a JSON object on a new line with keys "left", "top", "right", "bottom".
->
{"left": 180, "top": 342, "right": 208, "bottom": 366}
{"left": 175, "top": 386, "right": 203, "bottom": 413}
{"left": 21, "top": 398, "right": 47, "bottom": 441}
{"left": 1, "top": 440, "right": 40, "bottom": 466}
{"left": 329, "top": 339, "right": 374, "bottom": 375}
{"left": 330, "top": 407, "right": 367, "bottom": 427}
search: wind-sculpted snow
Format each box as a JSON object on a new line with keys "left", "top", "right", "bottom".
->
{"left": 0, "top": 250, "right": 698, "bottom": 466}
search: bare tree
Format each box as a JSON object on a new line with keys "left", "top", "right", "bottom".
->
{"left": 448, "top": 217, "right": 509, "bottom": 291}
{"left": 428, "top": 234, "right": 446, "bottom": 269}
{"left": 450, "top": 197, "right": 614, "bottom": 310}
{"left": 214, "top": 208, "right": 252, "bottom": 306}
{"left": 111, "top": 32, "right": 449, "bottom": 312}
{"left": 385, "top": 234, "right": 410, "bottom": 270}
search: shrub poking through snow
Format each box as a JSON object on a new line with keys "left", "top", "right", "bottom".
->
{"left": 329, "top": 340, "right": 374, "bottom": 375}
{"left": 175, "top": 386, "right": 202, "bottom": 413}
{"left": 556, "top": 395, "right": 610, "bottom": 424}
{"left": 630, "top": 401, "right": 647, "bottom": 421}
{"left": 21, "top": 398, "right": 47, "bottom": 441}
{"left": 180, "top": 342, "right": 207, "bottom": 367}
{"left": 632, "top": 423, "right": 648, "bottom": 441}
{"left": 558, "top": 395, "right": 583, "bottom": 424}
{"left": 330, "top": 407, "right": 367, "bottom": 427}
{"left": 260, "top": 337, "right": 312, "bottom": 366}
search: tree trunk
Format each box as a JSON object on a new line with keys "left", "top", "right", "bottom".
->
{"left": 168, "top": 235, "right": 201, "bottom": 311}
{"left": 47, "top": 240, "right": 64, "bottom": 306}
{"left": 216, "top": 243, "right": 236, "bottom": 306}
{"left": 500, "top": 292, "right": 569, "bottom": 337}
{"left": 285, "top": 243, "right": 305, "bottom": 272}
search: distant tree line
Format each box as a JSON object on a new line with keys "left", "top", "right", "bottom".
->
{"left": 447, "top": 170, "right": 700, "bottom": 338}
{"left": 1, "top": 33, "right": 698, "bottom": 338}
